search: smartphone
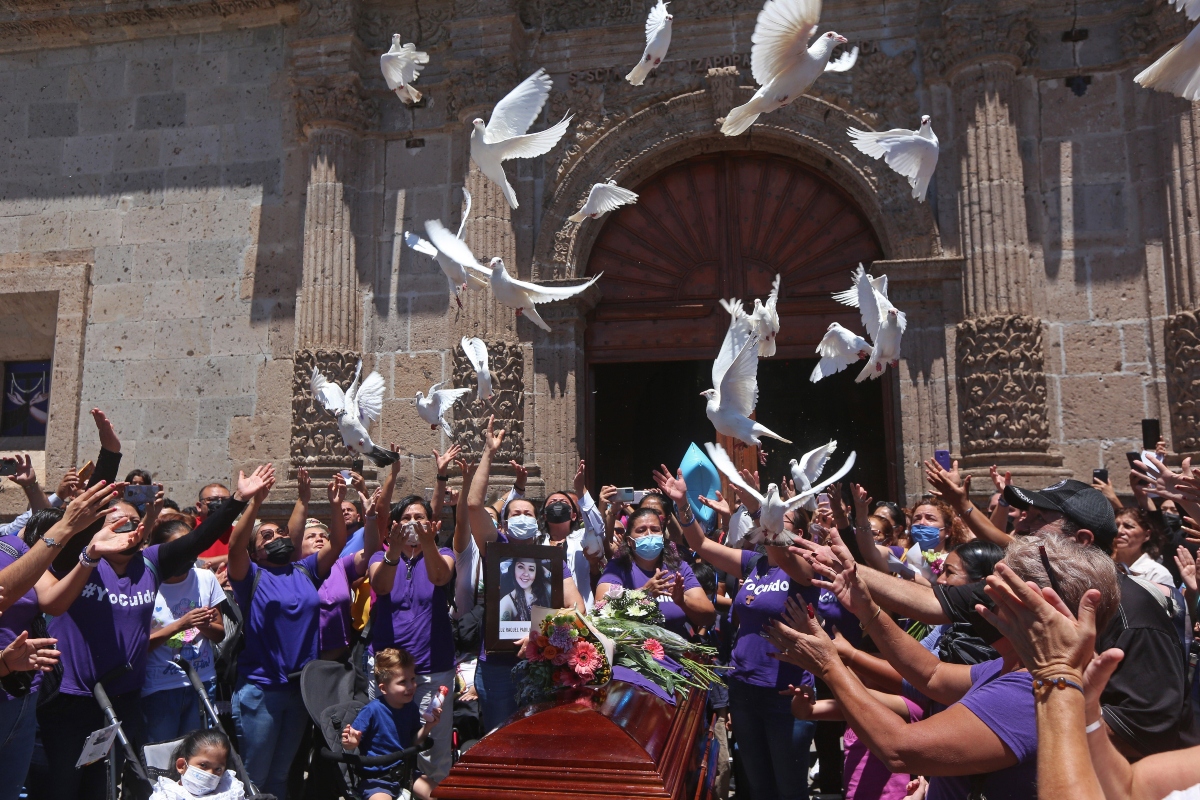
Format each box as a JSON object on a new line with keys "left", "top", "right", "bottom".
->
{"left": 817, "top": 492, "right": 831, "bottom": 507}
{"left": 124, "top": 484, "right": 158, "bottom": 505}
{"left": 339, "top": 469, "right": 352, "bottom": 484}
{"left": 1093, "top": 468, "right": 1109, "bottom": 484}
{"left": 1142, "top": 419, "right": 1162, "bottom": 452}
{"left": 633, "top": 490, "right": 646, "bottom": 503}
{"left": 616, "top": 487, "right": 635, "bottom": 503}
{"left": 0, "top": 458, "right": 16, "bottom": 477}
{"left": 934, "top": 449, "right": 952, "bottom": 471}
{"left": 77, "top": 460, "right": 95, "bottom": 482}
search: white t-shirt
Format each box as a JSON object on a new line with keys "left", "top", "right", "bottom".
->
{"left": 565, "top": 529, "right": 594, "bottom": 611}
{"left": 143, "top": 567, "right": 225, "bottom": 696}
{"left": 1129, "top": 552, "right": 1175, "bottom": 588}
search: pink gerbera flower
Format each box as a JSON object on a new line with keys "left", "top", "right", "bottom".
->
{"left": 569, "top": 640, "right": 600, "bottom": 670}
{"left": 643, "top": 638, "right": 665, "bottom": 660}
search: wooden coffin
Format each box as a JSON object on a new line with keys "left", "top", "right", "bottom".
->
{"left": 434, "top": 681, "right": 712, "bottom": 800}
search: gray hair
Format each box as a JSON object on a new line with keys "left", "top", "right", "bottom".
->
{"left": 1004, "top": 532, "right": 1120, "bottom": 634}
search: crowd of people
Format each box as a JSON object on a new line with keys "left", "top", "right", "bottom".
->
{"left": 6, "top": 407, "right": 1200, "bottom": 800}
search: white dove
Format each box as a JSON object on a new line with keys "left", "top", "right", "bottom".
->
{"left": 1134, "top": 14, "right": 1200, "bottom": 100}
{"left": 406, "top": 192, "right": 489, "bottom": 308}
{"left": 487, "top": 257, "right": 602, "bottom": 333}
{"left": 310, "top": 361, "right": 398, "bottom": 467}
{"left": 848, "top": 116, "right": 940, "bottom": 202}
{"left": 626, "top": 0, "right": 673, "bottom": 86}
{"left": 470, "top": 69, "right": 573, "bottom": 209}
{"left": 379, "top": 35, "right": 429, "bottom": 104}
{"left": 789, "top": 440, "right": 837, "bottom": 512}
{"left": 832, "top": 265, "right": 906, "bottom": 382}
{"left": 416, "top": 380, "right": 471, "bottom": 437}
{"left": 721, "top": 0, "right": 857, "bottom": 136}
{"left": 705, "top": 441, "right": 856, "bottom": 545}
{"left": 809, "top": 322, "right": 872, "bottom": 382}
{"left": 569, "top": 180, "right": 640, "bottom": 223}
{"left": 702, "top": 334, "right": 791, "bottom": 448}
{"left": 461, "top": 336, "right": 494, "bottom": 401}
{"left": 748, "top": 274, "right": 781, "bottom": 356}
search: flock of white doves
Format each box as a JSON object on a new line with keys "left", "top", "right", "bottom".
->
{"left": 301, "top": 0, "right": 1194, "bottom": 507}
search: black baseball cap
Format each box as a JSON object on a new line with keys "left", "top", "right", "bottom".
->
{"left": 1003, "top": 479, "right": 1118, "bottom": 548}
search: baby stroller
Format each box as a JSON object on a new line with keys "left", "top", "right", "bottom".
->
{"left": 299, "top": 660, "right": 432, "bottom": 799}
{"left": 93, "top": 660, "right": 271, "bottom": 799}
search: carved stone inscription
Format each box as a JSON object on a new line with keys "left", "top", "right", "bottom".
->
{"left": 451, "top": 341, "right": 525, "bottom": 463}
{"left": 291, "top": 348, "right": 361, "bottom": 473}
{"left": 1167, "top": 311, "right": 1200, "bottom": 453}
{"left": 956, "top": 315, "right": 1051, "bottom": 455}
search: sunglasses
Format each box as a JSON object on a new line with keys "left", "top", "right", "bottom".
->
{"left": 1039, "top": 544, "right": 1063, "bottom": 597}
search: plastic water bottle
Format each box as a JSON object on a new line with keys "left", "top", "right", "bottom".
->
{"left": 424, "top": 685, "right": 449, "bottom": 722}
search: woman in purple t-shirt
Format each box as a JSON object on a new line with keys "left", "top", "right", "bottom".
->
{"left": 228, "top": 473, "right": 346, "bottom": 800}
{"left": 368, "top": 492, "right": 456, "bottom": 787}
{"left": 655, "top": 465, "right": 819, "bottom": 800}
{"left": 596, "top": 507, "right": 715, "bottom": 639}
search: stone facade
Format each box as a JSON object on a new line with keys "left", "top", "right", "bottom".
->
{"left": 0, "top": 0, "right": 1195, "bottom": 515}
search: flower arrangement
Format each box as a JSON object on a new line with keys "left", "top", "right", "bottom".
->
{"left": 513, "top": 610, "right": 614, "bottom": 705}
{"left": 590, "top": 615, "right": 723, "bottom": 698}
{"left": 922, "top": 549, "right": 946, "bottom": 576}
{"left": 592, "top": 586, "right": 666, "bottom": 626}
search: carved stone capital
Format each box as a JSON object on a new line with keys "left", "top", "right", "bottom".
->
{"left": 292, "top": 0, "right": 360, "bottom": 39}
{"left": 451, "top": 340, "right": 526, "bottom": 463}
{"left": 1123, "top": 2, "right": 1192, "bottom": 61}
{"left": 291, "top": 348, "right": 362, "bottom": 475}
{"left": 853, "top": 48, "right": 919, "bottom": 129}
{"left": 293, "top": 77, "right": 377, "bottom": 136}
{"left": 955, "top": 314, "right": 1051, "bottom": 456}
{"left": 1166, "top": 310, "right": 1200, "bottom": 454}
{"left": 923, "top": 6, "right": 1036, "bottom": 80}
{"left": 707, "top": 66, "right": 740, "bottom": 121}
{"left": 444, "top": 59, "right": 520, "bottom": 123}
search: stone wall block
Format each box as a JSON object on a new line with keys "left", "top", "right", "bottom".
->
{"left": 143, "top": 398, "right": 199, "bottom": 441}
{"left": 123, "top": 359, "right": 183, "bottom": 399}
{"left": 153, "top": 318, "right": 211, "bottom": 359}
{"left": 1059, "top": 374, "right": 1146, "bottom": 440}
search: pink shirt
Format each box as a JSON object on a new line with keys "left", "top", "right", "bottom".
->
{"left": 843, "top": 697, "right": 925, "bottom": 800}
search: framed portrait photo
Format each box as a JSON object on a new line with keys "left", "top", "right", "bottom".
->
{"left": 485, "top": 542, "right": 565, "bottom": 654}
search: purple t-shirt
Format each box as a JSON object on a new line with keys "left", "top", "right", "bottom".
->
{"left": 599, "top": 559, "right": 702, "bottom": 639}
{"left": 927, "top": 659, "right": 1037, "bottom": 800}
{"left": 231, "top": 553, "right": 324, "bottom": 687}
{"left": 0, "top": 536, "right": 41, "bottom": 701}
{"left": 369, "top": 548, "right": 455, "bottom": 674}
{"left": 318, "top": 554, "right": 362, "bottom": 654}
{"left": 817, "top": 587, "right": 862, "bottom": 648}
{"left": 50, "top": 545, "right": 164, "bottom": 697}
{"left": 728, "top": 550, "right": 818, "bottom": 689}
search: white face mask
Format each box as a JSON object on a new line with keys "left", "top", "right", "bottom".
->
{"left": 403, "top": 522, "right": 420, "bottom": 547}
{"left": 506, "top": 514, "right": 540, "bottom": 540}
{"left": 180, "top": 765, "right": 222, "bottom": 796}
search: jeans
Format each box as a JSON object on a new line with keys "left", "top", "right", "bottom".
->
{"left": 474, "top": 657, "right": 518, "bottom": 733}
{"left": 38, "top": 689, "right": 149, "bottom": 800}
{"left": 143, "top": 680, "right": 217, "bottom": 744}
{"left": 415, "top": 668, "right": 456, "bottom": 785}
{"left": 728, "top": 678, "right": 815, "bottom": 800}
{"left": 0, "top": 692, "right": 38, "bottom": 800}
{"left": 232, "top": 679, "right": 308, "bottom": 800}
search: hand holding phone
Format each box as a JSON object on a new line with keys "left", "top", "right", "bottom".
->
{"left": 0, "top": 458, "right": 17, "bottom": 477}
{"left": 933, "top": 450, "right": 952, "bottom": 472}
{"left": 124, "top": 484, "right": 158, "bottom": 505}
{"left": 616, "top": 487, "right": 635, "bottom": 504}
{"left": 1092, "top": 468, "right": 1109, "bottom": 484}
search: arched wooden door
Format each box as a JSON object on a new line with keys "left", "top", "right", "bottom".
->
{"left": 585, "top": 151, "right": 885, "bottom": 362}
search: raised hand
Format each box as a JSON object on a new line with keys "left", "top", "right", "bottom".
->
{"left": 851, "top": 483, "right": 872, "bottom": 515}
{"left": 328, "top": 473, "right": 348, "bottom": 506}
{"left": 91, "top": 408, "right": 121, "bottom": 453}
{"left": 509, "top": 458, "right": 527, "bottom": 490}
{"left": 599, "top": 485, "right": 618, "bottom": 518}
{"left": 780, "top": 477, "right": 795, "bottom": 501}
{"left": 88, "top": 521, "right": 142, "bottom": 558}
{"left": 651, "top": 465, "right": 688, "bottom": 505}
{"left": 370, "top": 487, "right": 386, "bottom": 518}
{"left": 764, "top": 596, "right": 839, "bottom": 676}
{"left": 989, "top": 465, "right": 1011, "bottom": 494}
{"left": 434, "top": 445, "right": 462, "bottom": 474}
{"left": 1185, "top": 516, "right": 1200, "bottom": 545}
{"left": 812, "top": 551, "right": 874, "bottom": 618}
{"left": 697, "top": 490, "right": 732, "bottom": 518}
{"left": 236, "top": 463, "right": 275, "bottom": 501}
{"left": 924, "top": 458, "right": 970, "bottom": 510}
{"left": 1175, "top": 545, "right": 1198, "bottom": 594}
{"left": 296, "top": 467, "right": 312, "bottom": 504}
{"left": 60, "top": 480, "right": 122, "bottom": 536}
{"left": 574, "top": 460, "right": 587, "bottom": 497}
{"left": 7, "top": 454, "right": 37, "bottom": 489}
{"left": 56, "top": 468, "right": 81, "bottom": 501}
{"left": 483, "top": 415, "right": 505, "bottom": 454}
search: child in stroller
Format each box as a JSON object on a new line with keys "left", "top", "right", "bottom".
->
{"left": 149, "top": 729, "right": 246, "bottom": 800}
{"left": 339, "top": 648, "right": 440, "bottom": 800}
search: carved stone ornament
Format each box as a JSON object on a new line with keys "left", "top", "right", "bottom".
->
{"left": 517, "top": 0, "right": 757, "bottom": 32}
{"left": 358, "top": 3, "right": 450, "bottom": 51}
{"left": 292, "top": 0, "right": 360, "bottom": 38}
{"left": 291, "top": 348, "right": 363, "bottom": 473}
{"left": 853, "top": 48, "right": 919, "bottom": 129}
{"left": 445, "top": 60, "right": 519, "bottom": 123}
{"left": 451, "top": 340, "right": 525, "bottom": 463}
{"left": 955, "top": 315, "right": 1051, "bottom": 455}
{"left": 293, "top": 77, "right": 378, "bottom": 134}
{"left": 1166, "top": 310, "right": 1200, "bottom": 453}
{"left": 923, "top": 7, "right": 1037, "bottom": 78}
{"left": 0, "top": 0, "right": 288, "bottom": 43}
{"left": 1123, "top": 2, "right": 1191, "bottom": 61}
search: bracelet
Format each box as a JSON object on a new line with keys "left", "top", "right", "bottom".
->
{"left": 42, "top": 536, "right": 61, "bottom": 549}
{"left": 679, "top": 506, "right": 696, "bottom": 526}
{"left": 437, "top": 475, "right": 449, "bottom": 481}
{"left": 748, "top": 506, "right": 762, "bottom": 520}
{"left": 79, "top": 548, "right": 100, "bottom": 568}
{"left": 963, "top": 504, "right": 975, "bottom": 516}
{"left": 1032, "top": 675, "right": 1085, "bottom": 698}
{"left": 383, "top": 554, "right": 399, "bottom": 567}
{"left": 861, "top": 604, "right": 883, "bottom": 631}
{"left": 1085, "top": 719, "right": 1103, "bottom": 734}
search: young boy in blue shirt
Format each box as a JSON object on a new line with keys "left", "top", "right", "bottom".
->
{"left": 341, "top": 647, "right": 442, "bottom": 800}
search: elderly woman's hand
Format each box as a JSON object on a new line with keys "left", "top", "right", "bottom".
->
{"left": 764, "top": 596, "right": 840, "bottom": 677}
{"left": 651, "top": 464, "right": 689, "bottom": 505}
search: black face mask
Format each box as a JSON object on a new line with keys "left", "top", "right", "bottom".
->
{"left": 263, "top": 537, "right": 295, "bottom": 564}
{"left": 1163, "top": 512, "right": 1183, "bottom": 533}
{"left": 545, "top": 501, "right": 573, "bottom": 525}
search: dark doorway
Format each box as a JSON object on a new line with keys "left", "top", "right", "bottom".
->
{"left": 590, "top": 358, "right": 889, "bottom": 502}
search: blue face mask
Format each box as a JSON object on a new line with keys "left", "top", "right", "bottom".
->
{"left": 909, "top": 524, "right": 941, "bottom": 550}
{"left": 506, "top": 514, "right": 540, "bottom": 540}
{"left": 633, "top": 534, "right": 665, "bottom": 560}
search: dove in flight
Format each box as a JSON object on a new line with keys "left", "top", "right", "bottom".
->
{"left": 832, "top": 265, "right": 906, "bottom": 382}
{"left": 721, "top": 0, "right": 857, "bottom": 136}
{"left": 809, "top": 322, "right": 873, "bottom": 382}
{"left": 470, "top": 69, "right": 573, "bottom": 209}
{"left": 1134, "top": 0, "right": 1200, "bottom": 102}
{"left": 487, "top": 257, "right": 602, "bottom": 332}
{"left": 702, "top": 334, "right": 791, "bottom": 448}
{"left": 626, "top": 0, "right": 674, "bottom": 86}
{"left": 417, "top": 381, "right": 471, "bottom": 437}
{"left": 406, "top": 192, "right": 490, "bottom": 308}
{"left": 748, "top": 274, "right": 781, "bottom": 356}
{"left": 705, "top": 441, "right": 856, "bottom": 545}
{"left": 569, "top": 180, "right": 640, "bottom": 223}
{"left": 311, "top": 361, "right": 398, "bottom": 467}
{"left": 461, "top": 337, "right": 494, "bottom": 401}
{"left": 789, "top": 440, "right": 838, "bottom": 511}
{"left": 848, "top": 116, "right": 940, "bottom": 202}
{"left": 380, "top": 35, "right": 429, "bottom": 104}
